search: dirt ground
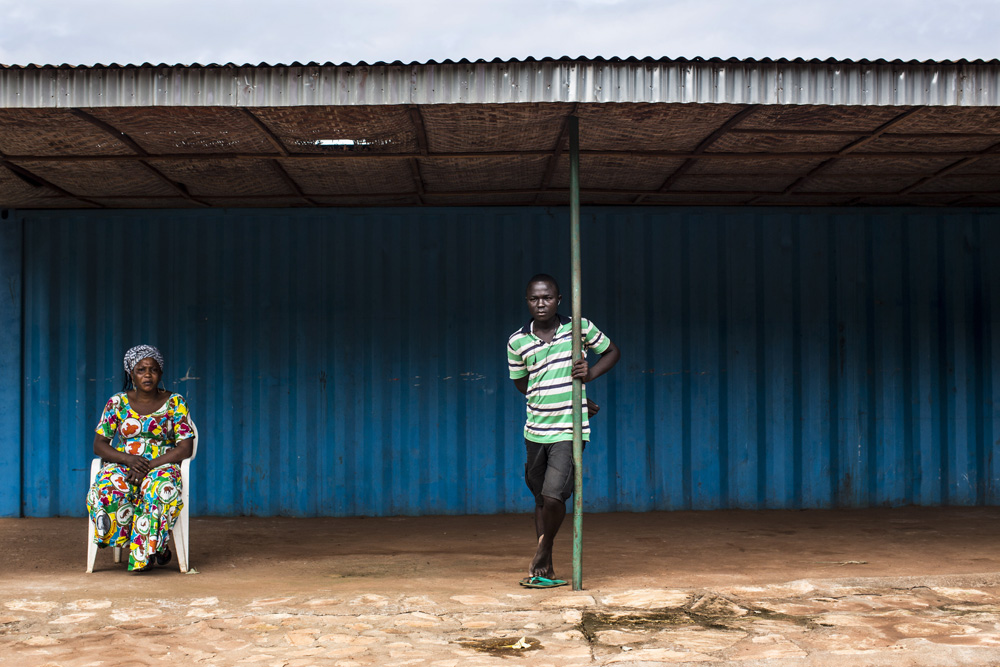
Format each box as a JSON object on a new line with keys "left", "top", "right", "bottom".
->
{"left": 5, "top": 507, "right": 1000, "bottom": 665}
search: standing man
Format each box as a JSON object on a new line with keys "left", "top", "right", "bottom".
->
{"left": 507, "top": 274, "right": 620, "bottom": 588}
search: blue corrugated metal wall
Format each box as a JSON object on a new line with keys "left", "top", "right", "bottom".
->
{"left": 0, "top": 212, "right": 22, "bottom": 517}
{"left": 7, "top": 206, "right": 1000, "bottom": 517}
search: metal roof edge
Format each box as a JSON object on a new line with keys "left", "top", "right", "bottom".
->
{"left": 4, "top": 55, "right": 1000, "bottom": 69}
{"left": 2, "top": 57, "right": 999, "bottom": 107}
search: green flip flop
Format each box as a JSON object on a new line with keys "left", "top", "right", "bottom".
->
{"left": 519, "top": 576, "right": 568, "bottom": 589}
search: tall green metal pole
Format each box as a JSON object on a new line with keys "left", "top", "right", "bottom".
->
{"left": 569, "top": 116, "right": 583, "bottom": 591}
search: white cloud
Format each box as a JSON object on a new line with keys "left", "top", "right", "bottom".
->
{"left": 0, "top": 0, "right": 996, "bottom": 66}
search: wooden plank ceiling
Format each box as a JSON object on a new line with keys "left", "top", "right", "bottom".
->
{"left": 1, "top": 102, "right": 998, "bottom": 208}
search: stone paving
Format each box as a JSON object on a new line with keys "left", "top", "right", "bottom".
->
{"left": 7, "top": 509, "right": 1000, "bottom": 666}
{"left": 6, "top": 578, "right": 1000, "bottom": 666}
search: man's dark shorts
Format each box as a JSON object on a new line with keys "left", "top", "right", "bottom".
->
{"left": 524, "top": 439, "right": 584, "bottom": 506}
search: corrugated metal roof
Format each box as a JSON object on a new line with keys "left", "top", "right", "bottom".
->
{"left": 2, "top": 57, "right": 999, "bottom": 108}
{"left": 4, "top": 56, "right": 1000, "bottom": 69}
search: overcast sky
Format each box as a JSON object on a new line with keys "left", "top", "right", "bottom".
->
{"left": 0, "top": 0, "right": 996, "bottom": 66}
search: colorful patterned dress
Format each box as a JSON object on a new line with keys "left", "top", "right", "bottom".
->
{"left": 86, "top": 392, "right": 194, "bottom": 571}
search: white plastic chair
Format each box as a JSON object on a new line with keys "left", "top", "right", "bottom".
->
{"left": 86, "top": 419, "right": 198, "bottom": 573}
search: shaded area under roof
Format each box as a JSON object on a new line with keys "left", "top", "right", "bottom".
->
{"left": 0, "top": 58, "right": 998, "bottom": 209}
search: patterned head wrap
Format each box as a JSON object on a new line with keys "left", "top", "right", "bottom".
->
{"left": 123, "top": 344, "right": 164, "bottom": 376}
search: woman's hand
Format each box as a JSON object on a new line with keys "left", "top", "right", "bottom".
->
{"left": 126, "top": 455, "right": 151, "bottom": 485}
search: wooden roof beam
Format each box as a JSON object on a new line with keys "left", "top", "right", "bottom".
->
{"left": 6, "top": 149, "right": 997, "bottom": 162}
{"left": 534, "top": 103, "right": 578, "bottom": 204}
{"left": 69, "top": 108, "right": 210, "bottom": 207}
{"left": 898, "top": 141, "right": 1000, "bottom": 195}
{"left": 0, "top": 154, "right": 104, "bottom": 207}
{"left": 407, "top": 107, "right": 430, "bottom": 156}
{"left": 634, "top": 105, "right": 761, "bottom": 204}
{"left": 239, "top": 108, "right": 291, "bottom": 157}
{"left": 407, "top": 107, "right": 430, "bottom": 204}
{"left": 68, "top": 109, "right": 150, "bottom": 157}
{"left": 769, "top": 107, "right": 927, "bottom": 201}
{"left": 267, "top": 160, "right": 317, "bottom": 205}
{"left": 407, "top": 158, "right": 426, "bottom": 205}
{"left": 237, "top": 109, "right": 316, "bottom": 205}
{"left": 730, "top": 129, "right": 1000, "bottom": 139}
{"left": 107, "top": 186, "right": 1000, "bottom": 201}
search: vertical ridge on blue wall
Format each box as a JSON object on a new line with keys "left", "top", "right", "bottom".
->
{"left": 14, "top": 206, "right": 1000, "bottom": 517}
{"left": 0, "top": 212, "right": 22, "bottom": 516}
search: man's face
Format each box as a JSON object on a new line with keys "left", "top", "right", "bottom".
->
{"left": 525, "top": 281, "right": 559, "bottom": 321}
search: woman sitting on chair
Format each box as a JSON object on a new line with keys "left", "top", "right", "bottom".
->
{"left": 86, "top": 345, "right": 195, "bottom": 572}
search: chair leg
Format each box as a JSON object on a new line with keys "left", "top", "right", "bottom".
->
{"left": 86, "top": 519, "right": 98, "bottom": 573}
{"left": 173, "top": 518, "right": 189, "bottom": 574}
{"left": 177, "top": 456, "right": 192, "bottom": 573}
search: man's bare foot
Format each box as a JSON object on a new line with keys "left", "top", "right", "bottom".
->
{"left": 529, "top": 535, "right": 555, "bottom": 578}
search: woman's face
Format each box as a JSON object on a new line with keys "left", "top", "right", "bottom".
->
{"left": 131, "top": 357, "right": 162, "bottom": 392}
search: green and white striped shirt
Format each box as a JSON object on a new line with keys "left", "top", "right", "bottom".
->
{"left": 507, "top": 314, "right": 612, "bottom": 443}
